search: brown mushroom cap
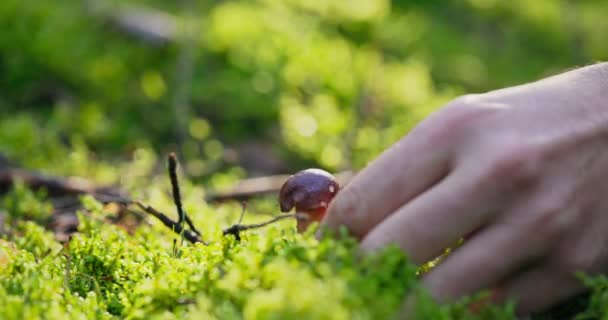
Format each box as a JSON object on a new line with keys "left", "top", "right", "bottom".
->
{"left": 278, "top": 168, "right": 340, "bottom": 213}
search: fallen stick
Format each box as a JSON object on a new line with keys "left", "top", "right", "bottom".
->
{"left": 86, "top": 1, "right": 178, "bottom": 45}
{"left": 0, "top": 168, "right": 127, "bottom": 202}
{"left": 205, "top": 171, "right": 355, "bottom": 203}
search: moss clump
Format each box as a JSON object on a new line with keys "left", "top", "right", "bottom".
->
{"left": 1, "top": 188, "right": 607, "bottom": 319}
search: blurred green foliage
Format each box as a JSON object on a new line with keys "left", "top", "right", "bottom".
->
{"left": 1, "top": 0, "right": 607, "bottom": 175}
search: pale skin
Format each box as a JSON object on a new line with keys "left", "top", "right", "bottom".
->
{"left": 321, "top": 63, "right": 608, "bottom": 315}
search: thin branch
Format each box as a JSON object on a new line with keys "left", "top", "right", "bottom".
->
{"left": 233, "top": 213, "right": 295, "bottom": 230}
{"left": 183, "top": 212, "right": 202, "bottom": 237}
{"left": 238, "top": 201, "right": 247, "bottom": 224}
{"left": 167, "top": 153, "right": 202, "bottom": 237}
{"left": 223, "top": 214, "right": 295, "bottom": 239}
{"left": 170, "top": 5, "right": 197, "bottom": 145}
{"left": 168, "top": 153, "right": 185, "bottom": 226}
{"left": 132, "top": 201, "right": 206, "bottom": 245}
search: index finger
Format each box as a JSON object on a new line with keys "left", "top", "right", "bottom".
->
{"left": 321, "top": 116, "right": 460, "bottom": 239}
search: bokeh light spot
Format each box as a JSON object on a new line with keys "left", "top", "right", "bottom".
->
{"left": 189, "top": 118, "right": 211, "bottom": 140}
{"left": 294, "top": 114, "right": 318, "bottom": 137}
{"left": 140, "top": 71, "right": 166, "bottom": 101}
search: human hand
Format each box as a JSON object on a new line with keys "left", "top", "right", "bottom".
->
{"left": 322, "top": 63, "right": 608, "bottom": 315}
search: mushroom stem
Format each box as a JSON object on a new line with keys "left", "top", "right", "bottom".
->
{"left": 295, "top": 208, "right": 327, "bottom": 232}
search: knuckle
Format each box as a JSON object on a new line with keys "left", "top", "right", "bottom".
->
{"left": 524, "top": 204, "right": 566, "bottom": 241}
{"left": 483, "top": 142, "right": 542, "bottom": 185}
{"left": 533, "top": 193, "right": 575, "bottom": 236}
{"left": 415, "top": 94, "right": 488, "bottom": 145}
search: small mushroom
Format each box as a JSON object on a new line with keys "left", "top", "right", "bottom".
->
{"left": 279, "top": 168, "right": 340, "bottom": 232}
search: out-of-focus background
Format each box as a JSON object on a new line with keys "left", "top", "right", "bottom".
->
{"left": 0, "top": 3, "right": 607, "bottom": 318}
{"left": 1, "top": 0, "right": 607, "bottom": 187}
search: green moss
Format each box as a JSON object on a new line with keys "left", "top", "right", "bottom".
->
{"left": 0, "top": 190, "right": 605, "bottom": 319}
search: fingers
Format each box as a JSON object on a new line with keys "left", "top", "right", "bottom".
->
{"left": 359, "top": 164, "right": 506, "bottom": 264}
{"left": 499, "top": 267, "right": 584, "bottom": 316}
{"left": 420, "top": 221, "right": 549, "bottom": 302}
{"left": 320, "top": 101, "right": 488, "bottom": 239}
{"left": 321, "top": 131, "right": 451, "bottom": 239}
{"left": 320, "top": 96, "right": 510, "bottom": 240}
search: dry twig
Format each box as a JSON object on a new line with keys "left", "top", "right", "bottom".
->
{"left": 131, "top": 201, "right": 206, "bottom": 244}
{"left": 167, "top": 153, "right": 202, "bottom": 238}
{"left": 205, "top": 171, "right": 355, "bottom": 203}
{"left": 222, "top": 214, "right": 295, "bottom": 240}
